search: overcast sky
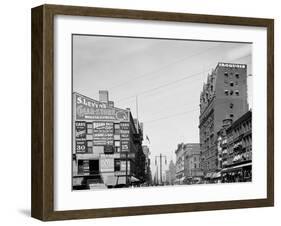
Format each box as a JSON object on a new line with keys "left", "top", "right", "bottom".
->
{"left": 73, "top": 34, "right": 252, "bottom": 177}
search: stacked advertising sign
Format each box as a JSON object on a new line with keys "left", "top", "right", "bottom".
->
{"left": 93, "top": 122, "right": 114, "bottom": 146}
{"left": 120, "top": 122, "right": 130, "bottom": 152}
{"left": 75, "top": 121, "right": 87, "bottom": 153}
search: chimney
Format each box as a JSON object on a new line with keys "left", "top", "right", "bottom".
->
{"left": 99, "top": 90, "right": 109, "bottom": 103}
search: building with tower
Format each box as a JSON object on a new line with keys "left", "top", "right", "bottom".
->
{"left": 199, "top": 62, "right": 249, "bottom": 180}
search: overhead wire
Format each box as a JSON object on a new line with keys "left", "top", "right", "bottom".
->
{"left": 142, "top": 95, "right": 250, "bottom": 125}
{"left": 108, "top": 45, "right": 223, "bottom": 91}
{"left": 114, "top": 57, "right": 252, "bottom": 104}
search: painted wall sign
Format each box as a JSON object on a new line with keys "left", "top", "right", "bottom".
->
{"left": 75, "top": 121, "right": 87, "bottom": 153}
{"left": 121, "top": 141, "right": 129, "bottom": 151}
{"left": 120, "top": 122, "right": 130, "bottom": 151}
{"left": 75, "top": 121, "right": 86, "bottom": 139}
{"left": 74, "top": 93, "right": 129, "bottom": 121}
{"left": 120, "top": 122, "right": 130, "bottom": 130}
{"left": 93, "top": 122, "right": 114, "bottom": 146}
{"left": 218, "top": 63, "right": 246, "bottom": 68}
{"left": 104, "top": 145, "right": 115, "bottom": 154}
{"left": 76, "top": 140, "right": 86, "bottom": 153}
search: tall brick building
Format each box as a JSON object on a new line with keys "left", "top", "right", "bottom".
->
{"left": 199, "top": 63, "right": 249, "bottom": 178}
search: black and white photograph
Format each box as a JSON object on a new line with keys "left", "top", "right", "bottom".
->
{"left": 72, "top": 34, "right": 252, "bottom": 190}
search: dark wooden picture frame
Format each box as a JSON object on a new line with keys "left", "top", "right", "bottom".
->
{"left": 31, "top": 4, "right": 274, "bottom": 221}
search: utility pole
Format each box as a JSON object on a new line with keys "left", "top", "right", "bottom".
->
{"left": 125, "top": 152, "right": 128, "bottom": 186}
{"left": 155, "top": 153, "right": 167, "bottom": 185}
{"left": 160, "top": 154, "right": 162, "bottom": 184}
{"left": 156, "top": 165, "right": 158, "bottom": 185}
{"left": 136, "top": 95, "right": 139, "bottom": 132}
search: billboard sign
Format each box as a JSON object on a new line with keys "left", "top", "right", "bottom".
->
{"left": 121, "top": 141, "right": 129, "bottom": 152}
{"left": 75, "top": 93, "right": 129, "bottom": 121}
{"left": 76, "top": 140, "right": 86, "bottom": 153}
{"left": 120, "top": 122, "right": 130, "bottom": 151}
{"left": 104, "top": 145, "right": 114, "bottom": 154}
{"left": 120, "top": 122, "right": 130, "bottom": 130}
{"left": 75, "top": 121, "right": 86, "bottom": 139}
{"left": 75, "top": 121, "right": 87, "bottom": 153}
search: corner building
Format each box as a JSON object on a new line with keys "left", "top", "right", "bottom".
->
{"left": 72, "top": 91, "right": 144, "bottom": 189}
{"left": 199, "top": 63, "right": 248, "bottom": 178}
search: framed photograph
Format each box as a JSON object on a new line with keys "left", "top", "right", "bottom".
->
{"left": 31, "top": 4, "right": 274, "bottom": 221}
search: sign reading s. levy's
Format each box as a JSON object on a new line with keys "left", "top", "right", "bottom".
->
{"left": 74, "top": 93, "right": 129, "bottom": 121}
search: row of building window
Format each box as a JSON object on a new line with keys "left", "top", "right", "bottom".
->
{"left": 224, "top": 90, "right": 239, "bottom": 96}
{"left": 225, "top": 80, "right": 239, "bottom": 86}
{"left": 224, "top": 72, "right": 240, "bottom": 79}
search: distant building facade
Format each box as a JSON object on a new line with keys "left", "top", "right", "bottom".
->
{"left": 165, "top": 160, "right": 176, "bottom": 185}
{"left": 142, "top": 145, "right": 152, "bottom": 185}
{"left": 72, "top": 91, "right": 145, "bottom": 189}
{"left": 184, "top": 143, "right": 203, "bottom": 183}
{"left": 199, "top": 63, "right": 249, "bottom": 179}
{"left": 175, "top": 143, "right": 186, "bottom": 184}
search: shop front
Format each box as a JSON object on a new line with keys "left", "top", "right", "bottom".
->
{"left": 221, "top": 162, "right": 252, "bottom": 183}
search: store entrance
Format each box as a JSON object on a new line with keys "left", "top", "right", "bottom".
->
{"left": 87, "top": 160, "right": 104, "bottom": 187}
{"left": 89, "top": 160, "right": 99, "bottom": 175}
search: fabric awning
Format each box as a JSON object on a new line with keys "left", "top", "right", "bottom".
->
{"left": 211, "top": 172, "right": 221, "bottom": 178}
{"left": 205, "top": 172, "right": 212, "bottom": 178}
{"left": 130, "top": 176, "right": 140, "bottom": 182}
{"left": 221, "top": 162, "right": 252, "bottom": 173}
{"left": 180, "top": 177, "right": 186, "bottom": 182}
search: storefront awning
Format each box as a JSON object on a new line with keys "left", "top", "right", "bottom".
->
{"left": 205, "top": 172, "right": 213, "bottom": 178}
{"left": 222, "top": 162, "right": 252, "bottom": 173}
{"left": 180, "top": 177, "right": 186, "bottom": 182}
{"left": 211, "top": 172, "right": 221, "bottom": 179}
{"left": 174, "top": 177, "right": 185, "bottom": 183}
{"left": 130, "top": 176, "right": 140, "bottom": 182}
